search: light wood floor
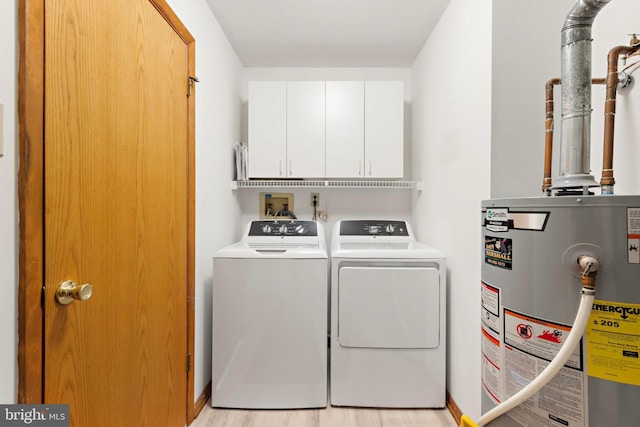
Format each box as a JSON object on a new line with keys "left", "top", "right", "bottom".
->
{"left": 191, "top": 403, "right": 458, "bottom": 427}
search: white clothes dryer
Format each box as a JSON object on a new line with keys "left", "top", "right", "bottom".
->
{"left": 212, "top": 220, "right": 328, "bottom": 409}
{"left": 330, "top": 220, "right": 446, "bottom": 408}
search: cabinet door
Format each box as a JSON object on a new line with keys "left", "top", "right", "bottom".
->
{"left": 326, "top": 81, "right": 365, "bottom": 178}
{"left": 248, "top": 81, "right": 287, "bottom": 178}
{"left": 365, "top": 81, "right": 404, "bottom": 178}
{"left": 286, "top": 81, "right": 326, "bottom": 178}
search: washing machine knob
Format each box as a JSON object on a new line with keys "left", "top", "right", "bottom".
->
{"left": 295, "top": 225, "right": 305, "bottom": 234}
{"left": 261, "top": 224, "right": 272, "bottom": 234}
{"left": 385, "top": 224, "right": 395, "bottom": 234}
{"left": 368, "top": 226, "right": 380, "bottom": 235}
{"left": 279, "top": 224, "right": 288, "bottom": 234}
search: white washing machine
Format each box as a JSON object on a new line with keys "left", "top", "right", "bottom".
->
{"left": 212, "top": 220, "right": 328, "bottom": 409}
{"left": 330, "top": 220, "right": 446, "bottom": 408}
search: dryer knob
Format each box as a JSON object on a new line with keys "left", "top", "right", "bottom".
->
{"left": 295, "top": 225, "right": 305, "bottom": 234}
{"left": 385, "top": 224, "right": 395, "bottom": 234}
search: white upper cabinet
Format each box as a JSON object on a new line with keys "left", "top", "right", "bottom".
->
{"left": 248, "top": 81, "right": 287, "bottom": 178}
{"left": 326, "top": 81, "right": 365, "bottom": 178}
{"left": 248, "top": 80, "right": 403, "bottom": 179}
{"left": 326, "top": 81, "right": 404, "bottom": 179}
{"left": 248, "top": 81, "right": 325, "bottom": 178}
{"left": 365, "top": 81, "right": 404, "bottom": 178}
{"left": 286, "top": 81, "right": 326, "bottom": 178}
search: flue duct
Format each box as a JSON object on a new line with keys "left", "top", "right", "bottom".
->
{"left": 554, "top": 0, "right": 611, "bottom": 191}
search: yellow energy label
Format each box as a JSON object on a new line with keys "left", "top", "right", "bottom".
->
{"left": 587, "top": 299, "right": 640, "bottom": 386}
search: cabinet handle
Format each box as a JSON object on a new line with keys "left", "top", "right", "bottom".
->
{"left": 289, "top": 160, "right": 293, "bottom": 176}
{"left": 358, "top": 161, "right": 362, "bottom": 176}
{"left": 368, "top": 161, "right": 372, "bottom": 177}
{"left": 279, "top": 160, "right": 283, "bottom": 177}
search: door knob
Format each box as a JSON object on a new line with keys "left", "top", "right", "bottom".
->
{"left": 56, "top": 280, "right": 93, "bottom": 305}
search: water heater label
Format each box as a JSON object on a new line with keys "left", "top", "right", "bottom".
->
{"left": 482, "top": 326, "right": 502, "bottom": 404}
{"left": 481, "top": 281, "right": 502, "bottom": 404}
{"left": 485, "top": 208, "right": 509, "bottom": 232}
{"left": 627, "top": 208, "right": 640, "bottom": 264}
{"left": 587, "top": 299, "right": 640, "bottom": 386}
{"left": 481, "top": 281, "right": 501, "bottom": 332}
{"left": 483, "top": 208, "right": 549, "bottom": 232}
{"left": 502, "top": 308, "right": 585, "bottom": 427}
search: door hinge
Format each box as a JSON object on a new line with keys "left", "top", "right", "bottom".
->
{"left": 188, "top": 76, "right": 199, "bottom": 97}
{"left": 187, "top": 353, "right": 192, "bottom": 372}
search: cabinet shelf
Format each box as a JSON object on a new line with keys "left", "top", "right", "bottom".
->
{"left": 231, "top": 180, "right": 422, "bottom": 190}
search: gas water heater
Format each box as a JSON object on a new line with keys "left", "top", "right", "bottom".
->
{"left": 475, "top": 1, "right": 640, "bottom": 426}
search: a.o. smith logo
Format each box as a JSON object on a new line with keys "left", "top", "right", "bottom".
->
{"left": 487, "top": 209, "right": 508, "bottom": 220}
{"left": 485, "top": 209, "right": 509, "bottom": 232}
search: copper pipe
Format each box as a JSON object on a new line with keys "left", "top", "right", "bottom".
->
{"left": 542, "top": 78, "right": 606, "bottom": 193}
{"left": 543, "top": 78, "right": 561, "bottom": 192}
{"left": 600, "top": 43, "right": 640, "bottom": 189}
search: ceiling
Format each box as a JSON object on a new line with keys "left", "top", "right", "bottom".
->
{"left": 205, "top": 0, "right": 452, "bottom": 67}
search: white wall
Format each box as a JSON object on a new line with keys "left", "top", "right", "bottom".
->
{"left": 410, "top": 0, "right": 492, "bottom": 419}
{"left": 492, "top": 0, "right": 574, "bottom": 198}
{"left": 240, "top": 68, "right": 414, "bottom": 236}
{"left": 0, "top": 0, "right": 17, "bottom": 404}
{"left": 166, "top": 0, "right": 245, "bottom": 401}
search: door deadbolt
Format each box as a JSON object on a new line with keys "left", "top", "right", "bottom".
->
{"left": 56, "top": 280, "right": 93, "bottom": 305}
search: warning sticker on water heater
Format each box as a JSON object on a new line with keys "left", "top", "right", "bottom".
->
{"left": 503, "top": 309, "right": 586, "bottom": 427}
{"left": 587, "top": 299, "right": 640, "bottom": 386}
{"left": 627, "top": 208, "right": 640, "bottom": 264}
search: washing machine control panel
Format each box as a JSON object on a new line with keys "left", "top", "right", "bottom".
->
{"left": 340, "top": 220, "right": 409, "bottom": 236}
{"left": 249, "top": 220, "right": 318, "bottom": 236}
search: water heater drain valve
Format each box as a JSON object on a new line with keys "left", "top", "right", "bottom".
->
{"left": 579, "top": 255, "right": 600, "bottom": 291}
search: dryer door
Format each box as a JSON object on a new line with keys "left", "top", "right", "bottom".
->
{"left": 338, "top": 266, "right": 440, "bottom": 349}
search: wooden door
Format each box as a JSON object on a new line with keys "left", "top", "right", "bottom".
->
{"left": 42, "top": 1, "right": 193, "bottom": 426}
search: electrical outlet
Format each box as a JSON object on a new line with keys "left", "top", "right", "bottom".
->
{"left": 318, "top": 211, "right": 328, "bottom": 221}
{"left": 310, "top": 193, "right": 320, "bottom": 208}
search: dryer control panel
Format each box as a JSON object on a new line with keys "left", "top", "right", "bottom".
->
{"left": 339, "top": 220, "right": 409, "bottom": 236}
{"left": 249, "top": 220, "right": 318, "bottom": 236}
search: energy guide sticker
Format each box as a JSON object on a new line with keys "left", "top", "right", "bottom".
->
{"left": 587, "top": 300, "right": 640, "bottom": 386}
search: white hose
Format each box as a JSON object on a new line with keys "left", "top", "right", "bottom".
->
{"left": 476, "top": 290, "right": 595, "bottom": 427}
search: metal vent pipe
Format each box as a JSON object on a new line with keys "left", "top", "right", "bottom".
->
{"left": 554, "top": 0, "right": 611, "bottom": 190}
